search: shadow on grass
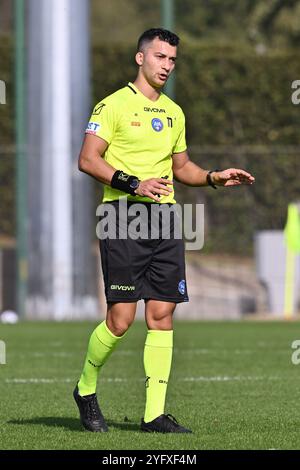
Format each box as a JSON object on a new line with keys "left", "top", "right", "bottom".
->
{"left": 8, "top": 417, "right": 140, "bottom": 432}
{"left": 106, "top": 420, "right": 140, "bottom": 432}
{"left": 8, "top": 417, "right": 82, "bottom": 431}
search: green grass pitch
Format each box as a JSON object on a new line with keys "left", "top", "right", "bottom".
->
{"left": 0, "top": 320, "right": 299, "bottom": 450}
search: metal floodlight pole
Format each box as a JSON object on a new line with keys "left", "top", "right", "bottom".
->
{"left": 26, "top": 0, "right": 94, "bottom": 320}
{"left": 160, "top": 0, "right": 175, "bottom": 100}
{"left": 15, "top": 0, "right": 27, "bottom": 317}
{"left": 51, "top": 0, "right": 73, "bottom": 319}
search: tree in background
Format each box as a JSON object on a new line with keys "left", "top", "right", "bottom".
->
{"left": 91, "top": 0, "right": 300, "bottom": 49}
{"left": 1, "top": 0, "right": 299, "bottom": 252}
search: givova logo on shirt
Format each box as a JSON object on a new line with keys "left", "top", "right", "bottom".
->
{"left": 86, "top": 122, "right": 100, "bottom": 134}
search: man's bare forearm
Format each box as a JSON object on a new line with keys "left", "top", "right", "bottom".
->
{"left": 173, "top": 159, "right": 255, "bottom": 188}
{"left": 173, "top": 160, "right": 209, "bottom": 186}
{"left": 78, "top": 151, "right": 116, "bottom": 185}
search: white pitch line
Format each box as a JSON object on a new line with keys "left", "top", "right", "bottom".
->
{"left": 7, "top": 349, "right": 260, "bottom": 358}
{"left": 182, "top": 376, "right": 273, "bottom": 382}
{"left": 4, "top": 378, "right": 129, "bottom": 384}
{"left": 5, "top": 378, "right": 73, "bottom": 384}
{"left": 5, "top": 376, "right": 279, "bottom": 384}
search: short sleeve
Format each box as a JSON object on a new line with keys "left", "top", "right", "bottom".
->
{"left": 172, "top": 110, "right": 187, "bottom": 154}
{"left": 85, "top": 100, "right": 117, "bottom": 144}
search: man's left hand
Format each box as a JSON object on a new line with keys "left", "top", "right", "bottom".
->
{"left": 212, "top": 168, "right": 255, "bottom": 187}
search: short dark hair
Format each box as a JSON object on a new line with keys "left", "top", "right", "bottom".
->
{"left": 137, "top": 28, "right": 180, "bottom": 52}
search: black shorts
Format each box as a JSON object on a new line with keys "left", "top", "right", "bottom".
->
{"left": 98, "top": 201, "right": 189, "bottom": 304}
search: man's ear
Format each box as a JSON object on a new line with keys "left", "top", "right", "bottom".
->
{"left": 135, "top": 51, "right": 144, "bottom": 66}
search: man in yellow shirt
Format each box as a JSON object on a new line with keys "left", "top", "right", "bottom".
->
{"left": 73, "top": 28, "right": 255, "bottom": 433}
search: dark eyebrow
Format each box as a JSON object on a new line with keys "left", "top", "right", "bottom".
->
{"left": 155, "top": 52, "right": 177, "bottom": 60}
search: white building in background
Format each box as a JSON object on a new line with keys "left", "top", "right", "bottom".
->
{"left": 255, "top": 231, "right": 300, "bottom": 316}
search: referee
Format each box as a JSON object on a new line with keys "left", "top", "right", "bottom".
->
{"left": 73, "top": 28, "right": 255, "bottom": 433}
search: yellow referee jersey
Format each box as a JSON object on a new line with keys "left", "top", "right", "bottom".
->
{"left": 85, "top": 82, "right": 187, "bottom": 204}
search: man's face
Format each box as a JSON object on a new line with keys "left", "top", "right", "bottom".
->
{"left": 137, "top": 37, "right": 177, "bottom": 88}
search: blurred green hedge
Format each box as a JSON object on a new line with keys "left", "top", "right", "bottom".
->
{"left": 1, "top": 36, "right": 300, "bottom": 253}
{"left": 91, "top": 43, "right": 300, "bottom": 253}
{"left": 92, "top": 42, "right": 299, "bottom": 145}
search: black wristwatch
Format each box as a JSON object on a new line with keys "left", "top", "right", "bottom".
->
{"left": 129, "top": 177, "right": 140, "bottom": 193}
{"left": 206, "top": 169, "right": 220, "bottom": 189}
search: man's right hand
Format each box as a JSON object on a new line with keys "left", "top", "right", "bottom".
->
{"left": 135, "top": 178, "right": 173, "bottom": 202}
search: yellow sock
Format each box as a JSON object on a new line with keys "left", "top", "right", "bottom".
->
{"left": 78, "top": 321, "right": 125, "bottom": 396}
{"left": 143, "top": 329, "right": 173, "bottom": 423}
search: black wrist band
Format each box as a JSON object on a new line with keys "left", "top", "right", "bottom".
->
{"left": 111, "top": 170, "right": 140, "bottom": 196}
{"left": 206, "top": 169, "right": 220, "bottom": 189}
